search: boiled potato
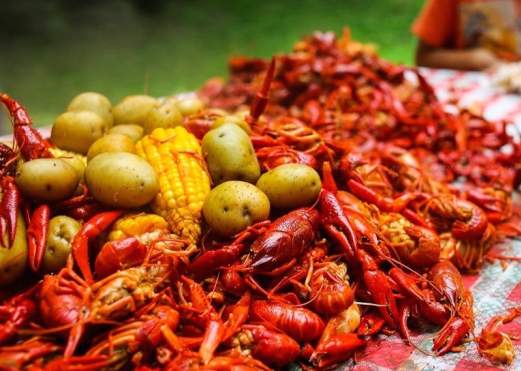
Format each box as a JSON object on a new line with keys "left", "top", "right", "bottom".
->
{"left": 42, "top": 216, "right": 81, "bottom": 274}
{"left": 112, "top": 95, "right": 156, "bottom": 126}
{"left": 256, "top": 164, "right": 321, "bottom": 209}
{"left": 16, "top": 159, "right": 80, "bottom": 202}
{"left": 50, "top": 149, "right": 86, "bottom": 182}
{"left": 212, "top": 115, "right": 251, "bottom": 134}
{"left": 0, "top": 212, "right": 27, "bottom": 286}
{"left": 87, "top": 133, "right": 135, "bottom": 160}
{"left": 86, "top": 152, "right": 159, "bottom": 208}
{"left": 143, "top": 99, "right": 183, "bottom": 134}
{"left": 108, "top": 124, "right": 144, "bottom": 143}
{"left": 202, "top": 123, "right": 260, "bottom": 184}
{"left": 203, "top": 181, "right": 270, "bottom": 237}
{"left": 176, "top": 95, "right": 204, "bottom": 116}
{"left": 51, "top": 111, "right": 105, "bottom": 154}
{"left": 67, "top": 92, "right": 113, "bottom": 130}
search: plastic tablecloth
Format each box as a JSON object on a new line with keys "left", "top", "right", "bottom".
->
{"left": 0, "top": 70, "right": 520, "bottom": 370}
{"left": 349, "top": 68, "right": 521, "bottom": 371}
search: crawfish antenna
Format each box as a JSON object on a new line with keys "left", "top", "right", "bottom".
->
{"left": 248, "top": 57, "right": 276, "bottom": 126}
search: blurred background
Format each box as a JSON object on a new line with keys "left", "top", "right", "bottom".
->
{"left": 0, "top": 0, "right": 423, "bottom": 133}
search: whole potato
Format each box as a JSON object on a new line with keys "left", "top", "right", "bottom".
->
{"left": 87, "top": 133, "right": 135, "bottom": 160}
{"left": 42, "top": 216, "right": 81, "bottom": 274}
{"left": 0, "top": 212, "right": 27, "bottom": 286}
{"left": 143, "top": 99, "right": 183, "bottom": 134}
{"left": 112, "top": 95, "right": 157, "bottom": 126}
{"left": 86, "top": 152, "right": 159, "bottom": 208}
{"left": 256, "top": 164, "right": 321, "bottom": 209}
{"left": 202, "top": 123, "right": 260, "bottom": 184}
{"left": 176, "top": 95, "right": 204, "bottom": 116}
{"left": 203, "top": 181, "right": 270, "bottom": 237}
{"left": 108, "top": 124, "right": 144, "bottom": 143}
{"left": 51, "top": 111, "right": 105, "bottom": 154}
{"left": 16, "top": 159, "right": 80, "bottom": 202}
{"left": 50, "top": 148, "right": 86, "bottom": 182}
{"left": 67, "top": 92, "right": 113, "bottom": 130}
{"left": 212, "top": 115, "right": 251, "bottom": 134}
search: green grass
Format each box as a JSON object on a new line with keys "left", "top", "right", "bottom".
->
{"left": 0, "top": 0, "right": 424, "bottom": 130}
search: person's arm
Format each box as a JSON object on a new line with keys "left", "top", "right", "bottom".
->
{"left": 416, "top": 41, "right": 499, "bottom": 70}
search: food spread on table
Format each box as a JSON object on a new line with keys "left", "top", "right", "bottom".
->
{"left": 0, "top": 30, "right": 520, "bottom": 370}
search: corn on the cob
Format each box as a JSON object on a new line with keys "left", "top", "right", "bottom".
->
{"left": 108, "top": 213, "right": 169, "bottom": 241}
{"left": 136, "top": 127, "right": 210, "bottom": 244}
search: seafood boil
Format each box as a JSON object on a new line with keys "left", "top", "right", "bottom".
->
{"left": 0, "top": 30, "right": 520, "bottom": 370}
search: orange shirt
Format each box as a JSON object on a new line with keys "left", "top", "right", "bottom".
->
{"left": 412, "top": 0, "right": 521, "bottom": 60}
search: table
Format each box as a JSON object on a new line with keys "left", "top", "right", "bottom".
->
{"left": 350, "top": 69, "right": 521, "bottom": 371}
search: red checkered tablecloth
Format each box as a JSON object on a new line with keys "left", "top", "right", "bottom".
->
{"left": 348, "top": 69, "right": 521, "bottom": 371}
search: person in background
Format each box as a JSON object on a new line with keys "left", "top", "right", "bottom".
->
{"left": 413, "top": 0, "right": 521, "bottom": 70}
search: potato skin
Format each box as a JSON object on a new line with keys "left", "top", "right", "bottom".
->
{"left": 256, "top": 164, "right": 321, "bottom": 210}
{"left": 212, "top": 115, "right": 251, "bottom": 134}
{"left": 143, "top": 99, "right": 183, "bottom": 134}
{"left": 16, "top": 159, "right": 80, "bottom": 202}
{"left": 42, "top": 216, "right": 81, "bottom": 274}
{"left": 175, "top": 96, "right": 204, "bottom": 116}
{"left": 87, "top": 133, "right": 135, "bottom": 160}
{"left": 108, "top": 124, "right": 144, "bottom": 143}
{"left": 202, "top": 123, "right": 260, "bottom": 185}
{"left": 86, "top": 152, "right": 159, "bottom": 208}
{"left": 0, "top": 212, "right": 27, "bottom": 286}
{"left": 67, "top": 92, "right": 113, "bottom": 130}
{"left": 203, "top": 181, "right": 270, "bottom": 237}
{"left": 113, "top": 95, "right": 157, "bottom": 126}
{"left": 51, "top": 111, "right": 105, "bottom": 154}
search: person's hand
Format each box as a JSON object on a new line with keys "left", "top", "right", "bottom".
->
{"left": 471, "top": 48, "right": 500, "bottom": 70}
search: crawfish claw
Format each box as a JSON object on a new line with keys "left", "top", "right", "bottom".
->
{"left": 432, "top": 317, "right": 470, "bottom": 355}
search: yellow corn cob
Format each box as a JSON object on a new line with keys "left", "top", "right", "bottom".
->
{"left": 135, "top": 127, "right": 210, "bottom": 244}
{"left": 108, "top": 213, "right": 169, "bottom": 241}
{"left": 49, "top": 147, "right": 87, "bottom": 166}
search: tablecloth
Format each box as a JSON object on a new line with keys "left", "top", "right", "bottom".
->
{"left": 1, "top": 70, "right": 519, "bottom": 371}
{"left": 349, "top": 68, "right": 521, "bottom": 371}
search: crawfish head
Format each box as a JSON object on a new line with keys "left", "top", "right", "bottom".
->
{"left": 39, "top": 268, "right": 86, "bottom": 328}
{"left": 90, "top": 264, "right": 169, "bottom": 321}
{"left": 250, "top": 208, "right": 320, "bottom": 270}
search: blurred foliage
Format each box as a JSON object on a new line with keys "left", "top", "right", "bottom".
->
{"left": 0, "top": 0, "right": 423, "bottom": 131}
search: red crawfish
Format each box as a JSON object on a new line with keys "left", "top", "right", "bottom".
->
{"left": 175, "top": 276, "right": 251, "bottom": 365}
{"left": 391, "top": 260, "right": 474, "bottom": 354}
{"left": 379, "top": 212, "right": 441, "bottom": 269}
{"left": 250, "top": 300, "right": 325, "bottom": 342}
{"left": 0, "top": 286, "right": 38, "bottom": 345}
{"left": 0, "top": 94, "right": 53, "bottom": 271}
{"left": 430, "top": 261, "right": 474, "bottom": 355}
{"left": 94, "top": 233, "right": 188, "bottom": 279}
{"left": 190, "top": 206, "right": 321, "bottom": 278}
{"left": 0, "top": 337, "right": 61, "bottom": 371}
{"left": 250, "top": 207, "right": 320, "bottom": 271}
{"left": 0, "top": 143, "right": 20, "bottom": 249}
{"left": 233, "top": 324, "right": 300, "bottom": 367}
{"left": 312, "top": 303, "right": 365, "bottom": 368}
{"left": 39, "top": 258, "right": 170, "bottom": 356}
{"left": 422, "top": 195, "right": 489, "bottom": 240}
{"left": 82, "top": 303, "right": 180, "bottom": 369}
{"left": 255, "top": 144, "right": 317, "bottom": 171}
{"left": 72, "top": 210, "right": 123, "bottom": 283}
{"left": 308, "top": 261, "right": 354, "bottom": 316}
{"left": 164, "top": 349, "right": 271, "bottom": 371}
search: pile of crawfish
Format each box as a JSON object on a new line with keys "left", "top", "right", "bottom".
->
{"left": 1, "top": 30, "right": 521, "bottom": 370}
